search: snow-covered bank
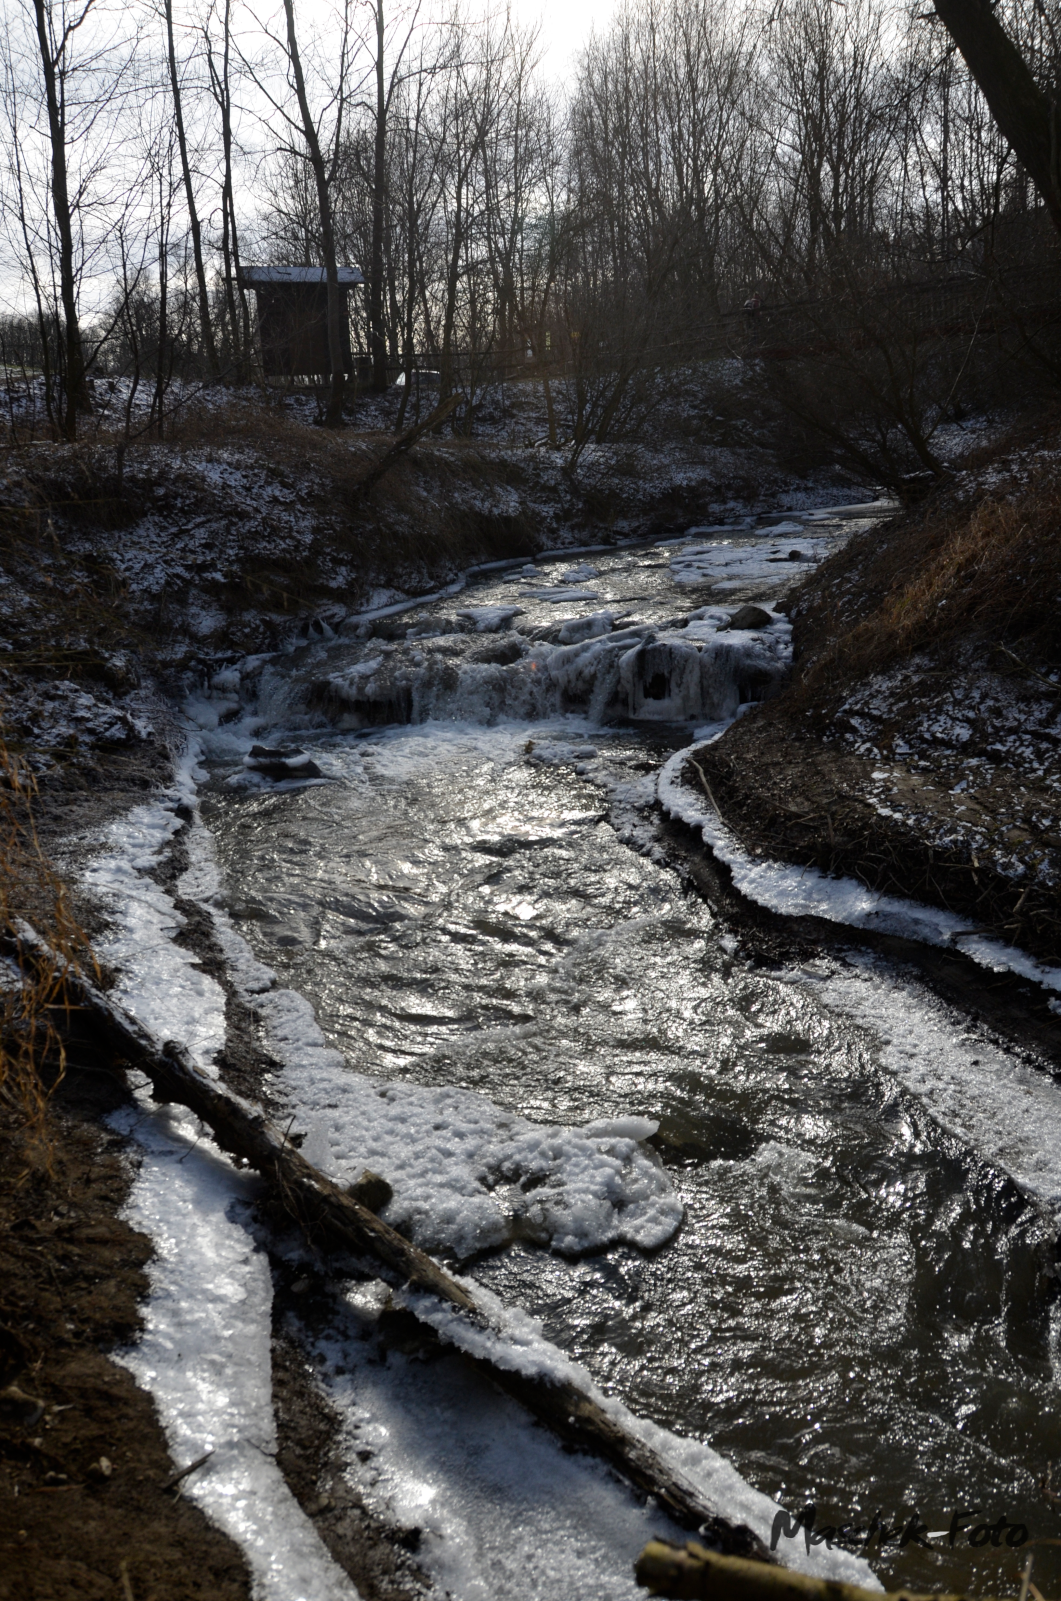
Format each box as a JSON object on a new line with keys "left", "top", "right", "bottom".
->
{"left": 658, "top": 747, "right": 1061, "bottom": 996}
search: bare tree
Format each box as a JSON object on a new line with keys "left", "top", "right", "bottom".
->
{"left": 28, "top": 0, "right": 97, "bottom": 436}
{"left": 204, "top": 0, "right": 251, "bottom": 378}
{"left": 161, "top": 0, "right": 220, "bottom": 377}
{"left": 931, "top": 0, "right": 1061, "bottom": 234}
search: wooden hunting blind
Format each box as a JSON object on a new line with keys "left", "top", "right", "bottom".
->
{"left": 240, "top": 265, "right": 364, "bottom": 378}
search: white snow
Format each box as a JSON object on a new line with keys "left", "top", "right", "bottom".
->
{"left": 557, "top": 610, "right": 616, "bottom": 644}
{"left": 668, "top": 538, "right": 829, "bottom": 588}
{"left": 82, "top": 789, "right": 226, "bottom": 1071}
{"left": 657, "top": 747, "right": 1061, "bottom": 997}
{"left": 86, "top": 747, "right": 360, "bottom": 1601}
{"left": 343, "top": 576, "right": 468, "bottom": 624}
{"left": 802, "top": 500, "right": 897, "bottom": 521}
{"left": 114, "top": 1102, "right": 357, "bottom": 1601}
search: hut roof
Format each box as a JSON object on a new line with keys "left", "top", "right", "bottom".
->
{"left": 240, "top": 265, "right": 364, "bottom": 286}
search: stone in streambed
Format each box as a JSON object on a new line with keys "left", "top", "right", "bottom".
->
{"left": 469, "top": 636, "right": 524, "bottom": 665}
{"left": 244, "top": 745, "right": 323, "bottom": 780}
{"left": 721, "top": 605, "right": 774, "bottom": 631}
{"left": 346, "top": 1169, "right": 394, "bottom": 1214}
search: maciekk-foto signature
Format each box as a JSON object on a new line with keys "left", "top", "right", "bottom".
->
{"left": 771, "top": 1504, "right": 1031, "bottom": 1553}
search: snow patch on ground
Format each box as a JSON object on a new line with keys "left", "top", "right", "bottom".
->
{"left": 114, "top": 1104, "right": 357, "bottom": 1601}
{"left": 82, "top": 777, "right": 226, "bottom": 1071}
{"left": 86, "top": 747, "right": 359, "bottom": 1601}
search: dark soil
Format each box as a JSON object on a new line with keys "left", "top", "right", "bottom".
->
{"left": 680, "top": 436, "right": 1061, "bottom": 967}
{"left": 0, "top": 1068, "right": 251, "bottom": 1601}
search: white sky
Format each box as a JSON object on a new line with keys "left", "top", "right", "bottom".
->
{"left": 503, "top": 0, "right": 615, "bottom": 77}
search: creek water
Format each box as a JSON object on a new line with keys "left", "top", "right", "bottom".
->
{"left": 199, "top": 513, "right": 1061, "bottom": 1597}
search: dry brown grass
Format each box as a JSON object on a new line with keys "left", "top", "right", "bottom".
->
{"left": 792, "top": 452, "right": 1061, "bottom": 709}
{"left": 0, "top": 730, "right": 94, "bottom": 1161}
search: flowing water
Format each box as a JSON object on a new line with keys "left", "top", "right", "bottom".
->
{"left": 196, "top": 511, "right": 1061, "bottom": 1596}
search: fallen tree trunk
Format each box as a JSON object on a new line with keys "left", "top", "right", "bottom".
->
{"left": 8, "top": 918, "right": 768, "bottom": 1558}
{"left": 635, "top": 1539, "right": 1017, "bottom": 1601}
{"left": 353, "top": 392, "right": 462, "bottom": 499}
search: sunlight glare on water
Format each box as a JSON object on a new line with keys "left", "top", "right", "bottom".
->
{"left": 205, "top": 535, "right": 1061, "bottom": 1595}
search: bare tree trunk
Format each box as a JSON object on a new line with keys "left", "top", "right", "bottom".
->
{"left": 164, "top": 0, "right": 221, "bottom": 378}
{"left": 932, "top": 0, "right": 1061, "bottom": 235}
{"left": 542, "top": 373, "right": 557, "bottom": 444}
{"left": 370, "top": 0, "right": 388, "bottom": 392}
{"left": 438, "top": 167, "right": 464, "bottom": 411}
{"left": 31, "top": 0, "right": 92, "bottom": 440}
{"left": 282, "top": 0, "right": 347, "bottom": 426}
{"left": 207, "top": 0, "right": 249, "bottom": 379}
{"left": 150, "top": 154, "right": 173, "bottom": 439}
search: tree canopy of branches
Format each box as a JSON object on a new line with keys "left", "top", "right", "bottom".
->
{"left": 2, "top": 0, "right": 1061, "bottom": 458}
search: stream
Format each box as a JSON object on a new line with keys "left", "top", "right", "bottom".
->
{"left": 114, "top": 508, "right": 1061, "bottom": 1600}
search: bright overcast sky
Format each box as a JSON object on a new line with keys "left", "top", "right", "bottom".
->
{"left": 512, "top": 0, "right": 614, "bottom": 77}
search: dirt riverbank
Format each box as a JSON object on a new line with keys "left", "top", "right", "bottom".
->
{"left": 678, "top": 424, "right": 1061, "bottom": 968}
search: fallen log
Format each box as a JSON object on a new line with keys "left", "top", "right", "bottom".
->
{"left": 7, "top": 918, "right": 769, "bottom": 1559}
{"left": 634, "top": 1540, "right": 1019, "bottom": 1601}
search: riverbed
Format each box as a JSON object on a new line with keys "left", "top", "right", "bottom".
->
{"left": 98, "top": 508, "right": 1061, "bottom": 1601}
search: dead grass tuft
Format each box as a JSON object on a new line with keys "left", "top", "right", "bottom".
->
{"left": 791, "top": 452, "right": 1061, "bottom": 708}
{"left": 0, "top": 728, "right": 94, "bottom": 1161}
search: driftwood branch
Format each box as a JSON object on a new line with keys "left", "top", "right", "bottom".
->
{"left": 634, "top": 1541, "right": 1019, "bottom": 1601}
{"left": 160, "top": 1449, "right": 215, "bottom": 1493}
{"left": 9, "top": 918, "right": 768, "bottom": 1558}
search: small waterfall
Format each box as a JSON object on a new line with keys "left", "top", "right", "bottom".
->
{"left": 285, "top": 605, "right": 789, "bottom": 732}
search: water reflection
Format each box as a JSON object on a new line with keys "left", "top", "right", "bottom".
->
{"left": 206, "top": 680, "right": 1060, "bottom": 1595}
